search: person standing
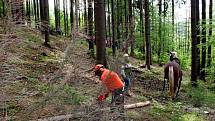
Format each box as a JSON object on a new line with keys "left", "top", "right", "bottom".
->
{"left": 121, "top": 54, "right": 133, "bottom": 96}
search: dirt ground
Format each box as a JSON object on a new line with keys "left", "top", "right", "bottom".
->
{"left": 0, "top": 22, "right": 214, "bottom": 121}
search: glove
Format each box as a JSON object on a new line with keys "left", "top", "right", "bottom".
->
{"left": 98, "top": 95, "right": 105, "bottom": 102}
{"left": 97, "top": 93, "right": 109, "bottom": 102}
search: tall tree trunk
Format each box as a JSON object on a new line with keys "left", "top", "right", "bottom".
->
{"left": 39, "top": 0, "right": 50, "bottom": 47}
{"left": 75, "top": 0, "right": 79, "bottom": 31}
{"left": 84, "top": 0, "right": 87, "bottom": 33}
{"left": 33, "top": 0, "right": 38, "bottom": 26}
{"left": 172, "top": 0, "right": 174, "bottom": 45}
{"left": 163, "top": 0, "right": 167, "bottom": 52}
{"left": 158, "top": 0, "right": 162, "bottom": 64}
{"left": 54, "top": 0, "right": 61, "bottom": 33}
{"left": 70, "top": 0, "right": 73, "bottom": 33}
{"left": 63, "top": 0, "right": 67, "bottom": 35}
{"left": 104, "top": 0, "right": 107, "bottom": 40}
{"left": 26, "top": 0, "right": 31, "bottom": 23}
{"left": 36, "top": 0, "right": 40, "bottom": 23}
{"left": 116, "top": 0, "right": 120, "bottom": 49}
{"left": 191, "top": 0, "right": 198, "bottom": 87}
{"left": 207, "top": 0, "right": 213, "bottom": 67}
{"left": 78, "top": 4, "right": 81, "bottom": 28}
{"left": 94, "top": 0, "right": 107, "bottom": 67}
{"left": 145, "top": 0, "right": 151, "bottom": 70}
{"left": 66, "top": 0, "right": 69, "bottom": 35}
{"left": 200, "top": 0, "right": 206, "bottom": 81}
{"left": 11, "top": 0, "right": 24, "bottom": 24}
{"left": 107, "top": 0, "right": 111, "bottom": 47}
{"left": 111, "top": 0, "right": 116, "bottom": 56}
{"left": 124, "top": 0, "right": 128, "bottom": 53}
{"left": 140, "top": 0, "right": 145, "bottom": 59}
{"left": 196, "top": 0, "right": 200, "bottom": 78}
{"left": 88, "top": 0, "right": 94, "bottom": 54}
{"left": 129, "top": 0, "right": 134, "bottom": 56}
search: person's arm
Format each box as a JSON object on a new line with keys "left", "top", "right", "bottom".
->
{"left": 98, "top": 82, "right": 111, "bottom": 102}
{"left": 120, "top": 66, "right": 126, "bottom": 78}
{"left": 98, "top": 91, "right": 110, "bottom": 102}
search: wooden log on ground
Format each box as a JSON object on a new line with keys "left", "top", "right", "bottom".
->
{"left": 124, "top": 101, "right": 151, "bottom": 109}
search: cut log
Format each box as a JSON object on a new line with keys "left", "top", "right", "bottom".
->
{"left": 124, "top": 101, "right": 151, "bottom": 109}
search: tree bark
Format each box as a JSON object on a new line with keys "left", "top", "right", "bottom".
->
{"left": 11, "top": 0, "right": 24, "bottom": 24}
{"left": 26, "top": 0, "right": 31, "bottom": 23}
{"left": 145, "top": 0, "right": 151, "bottom": 70}
{"left": 94, "top": 0, "right": 107, "bottom": 67}
{"left": 84, "top": 0, "right": 87, "bottom": 34}
{"left": 75, "top": 0, "right": 79, "bottom": 31}
{"left": 140, "top": 0, "right": 145, "bottom": 59}
{"left": 191, "top": 0, "right": 198, "bottom": 87}
{"left": 70, "top": 0, "right": 73, "bottom": 33}
{"left": 196, "top": 0, "right": 200, "bottom": 78}
{"left": 63, "top": 0, "right": 69, "bottom": 36}
{"left": 117, "top": 0, "right": 120, "bottom": 49}
{"left": 39, "top": 0, "right": 50, "bottom": 47}
{"left": 36, "top": 0, "right": 40, "bottom": 24}
{"left": 200, "top": 0, "right": 206, "bottom": 81}
{"left": 158, "top": 0, "right": 162, "bottom": 64}
{"left": 54, "top": 0, "right": 61, "bottom": 33}
{"left": 88, "top": 0, "right": 94, "bottom": 54}
{"left": 111, "top": 0, "right": 116, "bottom": 56}
{"left": 207, "top": 0, "right": 213, "bottom": 67}
{"left": 124, "top": 0, "right": 128, "bottom": 53}
{"left": 33, "top": 0, "right": 37, "bottom": 25}
{"left": 172, "top": 0, "right": 174, "bottom": 45}
{"left": 129, "top": 0, "right": 135, "bottom": 56}
{"left": 107, "top": 0, "right": 111, "bottom": 47}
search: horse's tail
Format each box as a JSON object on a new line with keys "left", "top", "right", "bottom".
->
{"left": 168, "top": 66, "right": 174, "bottom": 99}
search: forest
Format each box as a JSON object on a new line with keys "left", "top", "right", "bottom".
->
{"left": 0, "top": 0, "right": 215, "bottom": 120}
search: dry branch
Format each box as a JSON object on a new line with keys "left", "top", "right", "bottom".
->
{"left": 35, "top": 101, "right": 151, "bottom": 121}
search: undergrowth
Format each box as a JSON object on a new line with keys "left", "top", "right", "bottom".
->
{"left": 186, "top": 81, "right": 215, "bottom": 108}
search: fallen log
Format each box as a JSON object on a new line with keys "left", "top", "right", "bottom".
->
{"left": 35, "top": 101, "right": 151, "bottom": 121}
{"left": 124, "top": 101, "right": 151, "bottom": 109}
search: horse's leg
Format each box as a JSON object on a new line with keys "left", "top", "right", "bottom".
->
{"left": 163, "top": 78, "right": 166, "bottom": 92}
{"left": 176, "top": 75, "right": 182, "bottom": 97}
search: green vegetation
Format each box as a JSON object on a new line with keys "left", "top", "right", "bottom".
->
{"left": 149, "top": 101, "right": 206, "bottom": 121}
{"left": 186, "top": 81, "right": 215, "bottom": 108}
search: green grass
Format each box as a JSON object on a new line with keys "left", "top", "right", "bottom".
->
{"left": 149, "top": 100, "right": 206, "bottom": 121}
{"left": 186, "top": 81, "right": 215, "bottom": 108}
{"left": 181, "top": 113, "right": 206, "bottom": 121}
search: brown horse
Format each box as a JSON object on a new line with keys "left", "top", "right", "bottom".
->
{"left": 163, "top": 60, "right": 182, "bottom": 99}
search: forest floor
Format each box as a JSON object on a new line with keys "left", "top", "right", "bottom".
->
{"left": 0, "top": 22, "right": 215, "bottom": 121}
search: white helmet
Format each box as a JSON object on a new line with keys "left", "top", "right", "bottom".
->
{"left": 123, "top": 53, "right": 129, "bottom": 57}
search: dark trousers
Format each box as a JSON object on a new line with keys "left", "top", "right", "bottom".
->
{"left": 123, "top": 77, "right": 131, "bottom": 92}
{"left": 111, "top": 88, "right": 124, "bottom": 105}
{"left": 110, "top": 88, "right": 125, "bottom": 120}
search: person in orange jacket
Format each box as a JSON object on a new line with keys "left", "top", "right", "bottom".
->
{"left": 94, "top": 64, "right": 125, "bottom": 104}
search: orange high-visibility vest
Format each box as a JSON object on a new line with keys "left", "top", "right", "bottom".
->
{"left": 100, "top": 69, "right": 124, "bottom": 92}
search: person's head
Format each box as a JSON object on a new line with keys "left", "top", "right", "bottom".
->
{"left": 94, "top": 64, "right": 104, "bottom": 77}
{"left": 170, "top": 51, "right": 177, "bottom": 60}
{"left": 123, "top": 53, "right": 129, "bottom": 63}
